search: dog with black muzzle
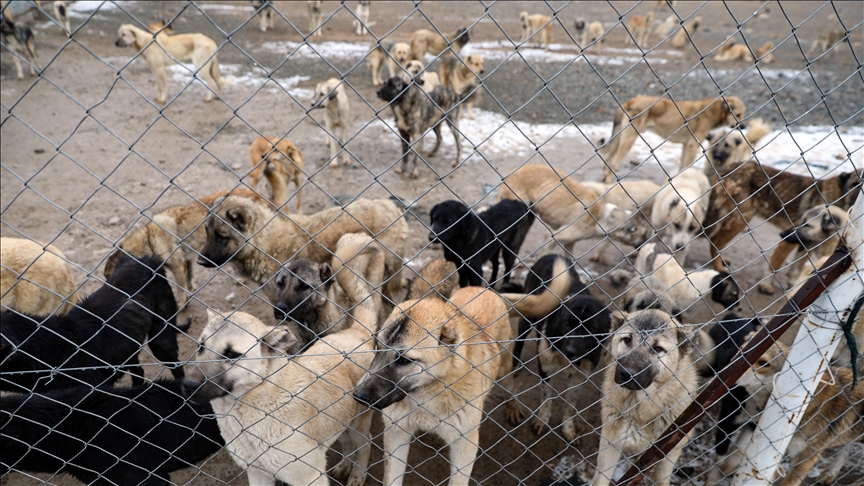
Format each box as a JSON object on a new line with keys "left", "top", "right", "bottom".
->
{"left": 593, "top": 309, "right": 702, "bottom": 486}
{"left": 353, "top": 258, "right": 572, "bottom": 486}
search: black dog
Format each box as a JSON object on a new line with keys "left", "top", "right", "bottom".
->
{"left": 1, "top": 379, "right": 223, "bottom": 485}
{"left": 1, "top": 255, "right": 189, "bottom": 392}
{"left": 429, "top": 199, "right": 534, "bottom": 287}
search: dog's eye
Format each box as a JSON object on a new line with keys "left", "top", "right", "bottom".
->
{"left": 690, "top": 224, "right": 698, "bottom": 232}
{"left": 396, "top": 355, "right": 413, "bottom": 366}
{"left": 653, "top": 346, "right": 666, "bottom": 354}
{"left": 223, "top": 350, "right": 242, "bottom": 360}
{"left": 295, "top": 282, "right": 310, "bottom": 292}
{"left": 674, "top": 222, "right": 682, "bottom": 230}
{"left": 621, "top": 336, "right": 632, "bottom": 346}
{"left": 276, "top": 278, "right": 285, "bottom": 289}
{"left": 628, "top": 226, "right": 636, "bottom": 233}
{"left": 757, "top": 359, "right": 768, "bottom": 367}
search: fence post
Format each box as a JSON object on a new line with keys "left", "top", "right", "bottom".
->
{"left": 731, "top": 193, "right": 864, "bottom": 485}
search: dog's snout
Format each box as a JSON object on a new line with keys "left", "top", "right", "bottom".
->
{"left": 675, "top": 243, "right": 686, "bottom": 251}
{"left": 197, "top": 256, "right": 216, "bottom": 268}
{"left": 428, "top": 232, "right": 437, "bottom": 242}
{"left": 274, "top": 303, "right": 289, "bottom": 319}
{"left": 352, "top": 390, "right": 373, "bottom": 407}
{"left": 615, "top": 365, "right": 633, "bottom": 384}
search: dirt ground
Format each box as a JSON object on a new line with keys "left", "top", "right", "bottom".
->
{"left": 1, "top": 1, "right": 862, "bottom": 485}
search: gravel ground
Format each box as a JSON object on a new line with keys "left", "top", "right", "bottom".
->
{"left": 1, "top": 1, "right": 862, "bottom": 485}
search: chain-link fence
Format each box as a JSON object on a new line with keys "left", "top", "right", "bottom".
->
{"left": 2, "top": 1, "right": 862, "bottom": 485}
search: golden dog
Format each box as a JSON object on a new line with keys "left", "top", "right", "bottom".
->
{"left": 248, "top": 135, "right": 305, "bottom": 212}
{"left": 519, "top": 11, "right": 553, "bottom": 49}
{"left": 1, "top": 237, "right": 77, "bottom": 315}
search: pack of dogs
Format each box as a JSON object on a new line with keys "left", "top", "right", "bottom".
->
{"left": 2, "top": 2, "right": 862, "bottom": 486}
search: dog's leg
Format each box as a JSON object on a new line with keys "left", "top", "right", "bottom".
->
{"left": 778, "top": 450, "right": 822, "bottom": 486}
{"left": 427, "top": 124, "right": 443, "bottom": 158}
{"left": 603, "top": 125, "right": 639, "bottom": 183}
{"left": 679, "top": 139, "right": 702, "bottom": 171}
{"left": 561, "top": 361, "right": 592, "bottom": 443}
{"left": 184, "top": 258, "right": 196, "bottom": 294}
{"left": 382, "top": 423, "right": 412, "bottom": 486}
{"left": 199, "top": 60, "right": 217, "bottom": 102}
{"left": 447, "top": 426, "right": 480, "bottom": 486}
{"left": 448, "top": 116, "right": 462, "bottom": 168}
{"left": 592, "top": 431, "right": 623, "bottom": 486}
{"left": 264, "top": 163, "right": 289, "bottom": 207}
{"left": 394, "top": 128, "right": 410, "bottom": 175}
{"left": 294, "top": 172, "right": 304, "bottom": 214}
{"left": 154, "top": 63, "right": 169, "bottom": 104}
{"left": 817, "top": 447, "right": 849, "bottom": 485}
{"left": 339, "top": 124, "right": 351, "bottom": 165}
{"left": 246, "top": 468, "right": 278, "bottom": 486}
{"left": 328, "top": 122, "right": 340, "bottom": 167}
{"left": 530, "top": 340, "right": 564, "bottom": 437}
{"left": 758, "top": 240, "right": 796, "bottom": 294}
{"left": 11, "top": 55, "right": 24, "bottom": 80}
{"left": 345, "top": 408, "right": 373, "bottom": 486}
{"left": 167, "top": 257, "right": 191, "bottom": 303}
{"left": 652, "top": 441, "right": 687, "bottom": 486}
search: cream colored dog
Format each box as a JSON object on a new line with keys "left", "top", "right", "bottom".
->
{"left": 1, "top": 237, "right": 77, "bottom": 315}
{"left": 114, "top": 24, "right": 226, "bottom": 104}
{"left": 439, "top": 53, "right": 484, "bottom": 118}
{"left": 402, "top": 60, "right": 440, "bottom": 92}
{"left": 368, "top": 41, "right": 411, "bottom": 86}
{"left": 308, "top": 0, "right": 323, "bottom": 37}
{"left": 650, "top": 168, "right": 711, "bottom": 261}
{"left": 520, "top": 11, "right": 553, "bottom": 49}
{"left": 581, "top": 179, "right": 661, "bottom": 263}
{"left": 670, "top": 16, "right": 701, "bottom": 48}
{"left": 313, "top": 78, "right": 352, "bottom": 166}
{"left": 248, "top": 135, "right": 305, "bottom": 211}
{"left": 704, "top": 118, "right": 769, "bottom": 176}
{"left": 573, "top": 18, "right": 605, "bottom": 48}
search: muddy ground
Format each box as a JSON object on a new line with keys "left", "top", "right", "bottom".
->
{"left": 1, "top": 1, "right": 862, "bottom": 485}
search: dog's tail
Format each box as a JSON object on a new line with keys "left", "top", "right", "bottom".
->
{"left": 331, "top": 234, "right": 384, "bottom": 332}
{"left": 745, "top": 117, "right": 769, "bottom": 146}
{"left": 501, "top": 257, "right": 570, "bottom": 320}
{"left": 210, "top": 57, "right": 229, "bottom": 90}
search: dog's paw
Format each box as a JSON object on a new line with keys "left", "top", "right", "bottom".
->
{"left": 343, "top": 158, "right": 351, "bottom": 166}
{"left": 155, "top": 97, "right": 166, "bottom": 105}
{"left": 589, "top": 253, "right": 604, "bottom": 264}
{"left": 561, "top": 418, "right": 582, "bottom": 443}
{"left": 505, "top": 402, "right": 525, "bottom": 425}
{"left": 529, "top": 416, "right": 549, "bottom": 437}
{"left": 757, "top": 281, "right": 776, "bottom": 295}
{"left": 331, "top": 457, "right": 352, "bottom": 480}
{"left": 394, "top": 166, "right": 403, "bottom": 174}
{"left": 330, "top": 160, "right": 340, "bottom": 168}
{"left": 410, "top": 168, "right": 419, "bottom": 179}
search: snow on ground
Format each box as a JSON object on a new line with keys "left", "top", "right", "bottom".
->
{"left": 67, "top": 1, "right": 119, "bottom": 16}
{"left": 166, "top": 63, "right": 313, "bottom": 100}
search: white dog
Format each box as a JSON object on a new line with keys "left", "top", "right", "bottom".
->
{"left": 308, "top": 0, "right": 323, "bottom": 37}
{"left": 313, "top": 78, "right": 351, "bottom": 166}
{"left": 354, "top": 0, "right": 370, "bottom": 36}
{"left": 650, "top": 167, "right": 711, "bottom": 261}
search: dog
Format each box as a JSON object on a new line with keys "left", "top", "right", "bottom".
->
{"left": 251, "top": 0, "right": 275, "bottom": 32}
{"left": 409, "top": 26, "right": 470, "bottom": 61}
{"left": 114, "top": 24, "right": 226, "bottom": 104}
{"left": 404, "top": 258, "right": 460, "bottom": 300}
{"left": 581, "top": 179, "right": 661, "bottom": 263}
{"left": 1, "top": 237, "right": 77, "bottom": 315}
{"left": 308, "top": 0, "right": 323, "bottom": 37}
{"left": 498, "top": 164, "right": 654, "bottom": 253}
{"left": 439, "top": 53, "right": 484, "bottom": 119}
{"left": 520, "top": 11, "right": 553, "bottom": 49}
{"left": 600, "top": 94, "right": 746, "bottom": 182}
{"left": 403, "top": 59, "right": 440, "bottom": 92}
{"left": 703, "top": 161, "right": 860, "bottom": 293}
{"left": 248, "top": 135, "right": 305, "bottom": 211}
{"left": 53, "top": 1, "right": 70, "bottom": 33}
{"left": 354, "top": 0, "right": 370, "bottom": 36}
{"left": 368, "top": 41, "right": 411, "bottom": 86}
{"left": 714, "top": 39, "right": 754, "bottom": 62}
{"left": 649, "top": 167, "right": 711, "bottom": 261}
{"left": 654, "top": 15, "right": 678, "bottom": 40}
{"left": 1, "top": 255, "right": 189, "bottom": 392}
{"left": 624, "top": 11, "right": 654, "bottom": 47}
{"left": 313, "top": 78, "right": 352, "bottom": 166}
{"left": 1, "top": 14, "right": 41, "bottom": 80}
{"left": 573, "top": 18, "right": 605, "bottom": 48}
{"left": 755, "top": 41, "right": 775, "bottom": 63}
{"left": 353, "top": 258, "right": 571, "bottom": 485}
{"left": 198, "top": 193, "right": 407, "bottom": 301}
{"left": 1, "top": 379, "right": 223, "bottom": 485}
{"left": 593, "top": 309, "right": 702, "bottom": 486}
{"left": 807, "top": 30, "right": 846, "bottom": 57}
{"left": 670, "top": 16, "right": 701, "bottom": 48}
{"left": 704, "top": 117, "right": 770, "bottom": 176}
{"left": 104, "top": 188, "right": 262, "bottom": 303}
{"left": 273, "top": 233, "right": 384, "bottom": 351}
{"left": 429, "top": 199, "right": 535, "bottom": 287}
{"left": 376, "top": 76, "right": 464, "bottom": 178}
{"left": 185, "top": 307, "right": 374, "bottom": 486}
{"left": 777, "top": 205, "right": 849, "bottom": 290}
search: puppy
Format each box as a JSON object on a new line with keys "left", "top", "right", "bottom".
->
{"left": 248, "top": 135, "right": 305, "bottom": 211}
{"left": 498, "top": 165, "right": 654, "bottom": 253}
{"left": 404, "top": 258, "right": 459, "bottom": 300}
{"left": 624, "top": 11, "right": 654, "bottom": 47}
{"left": 600, "top": 94, "right": 745, "bottom": 182}
{"left": 409, "top": 26, "right": 470, "bottom": 61}
{"left": 313, "top": 78, "right": 352, "bottom": 166}
{"left": 704, "top": 117, "right": 770, "bottom": 176}
{"left": 428, "top": 199, "right": 534, "bottom": 287}
{"left": 114, "top": 23, "right": 226, "bottom": 104}
{"left": 1, "top": 237, "right": 77, "bottom": 316}
{"left": 251, "top": 0, "right": 275, "bottom": 32}
{"left": 1, "top": 14, "right": 41, "bottom": 80}
{"left": 403, "top": 59, "right": 440, "bottom": 92}
{"left": 714, "top": 39, "right": 754, "bottom": 62}
{"left": 353, "top": 259, "right": 571, "bottom": 485}
{"left": 650, "top": 168, "right": 711, "bottom": 260}
{"left": 53, "top": 1, "right": 70, "bottom": 34}
{"left": 439, "top": 53, "right": 484, "bottom": 119}
{"left": 367, "top": 41, "right": 411, "bottom": 86}
{"left": 376, "top": 76, "right": 463, "bottom": 178}
{"left": 574, "top": 18, "right": 605, "bottom": 48}
{"left": 519, "top": 11, "right": 553, "bottom": 49}
{"left": 671, "top": 16, "right": 701, "bottom": 48}
{"left": 594, "top": 310, "right": 702, "bottom": 486}
{"left": 354, "top": 0, "right": 370, "bottom": 36}
{"left": 807, "top": 30, "right": 846, "bottom": 57}
{"left": 307, "top": 0, "right": 323, "bottom": 37}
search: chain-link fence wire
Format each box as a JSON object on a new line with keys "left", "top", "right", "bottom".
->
{"left": 1, "top": 0, "right": 863, "bottom": 484}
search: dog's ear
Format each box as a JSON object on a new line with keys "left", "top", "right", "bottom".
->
{"left": 226, "top": 206, "right": 253, "bottom": 232}
{"left": 714, "top": 99, "right": 731, "bottom": 120}
{"left": 669, "top": 198, "right": 680, "bottom": 208}
{"left": 675, "top": 325, "right": 698, "bottom": 355}
{"left": 733, "top": 137, "right": 743, "bottom": 146}
{"left": 262, "top": 327, "right": 298, "bottom": 355}
{"left": 705, "top": 132, "right": 716, "bottom": 144}
{"left": 206, "top": 308, "right": 223, "bottom": 322}
{"left": 439, "top": 323, "right": 459, "bottom": 346}
{"left": 821, "top": 211, "right": 838, "bottom": 234}
{"left": 609, "top": 309, "right": 628, "bottom": 331}
{"left": 319, "top": 262, "right": 334, "bottom": 287}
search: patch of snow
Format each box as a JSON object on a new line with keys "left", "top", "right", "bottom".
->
{"left": 165, "top": 63, "right": 312, "bottom": 99}
{"left": 67, "top": 0, "right": 118, "bottom": 17}
{"left": 259, "top": 41, "right": 373, "bottom": 60}
{"left": 197, "top": 4, "right": 254, "bottom": 12}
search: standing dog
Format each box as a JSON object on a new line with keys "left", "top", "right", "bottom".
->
{"left": 376, "top": 76, "right": 463, "bottom": 178}
{"left": 1, "top": 14, "right": 41, "bottom": 80}
{"left": 403, "top": 60, "right": 440, "bottom": 92}
{"left": 439, "top": 53, "right": 484, "bottom": 119}
{"left": 314, "top": 78, "right": 352, "bottom": 166}
{"left": 654, "top": 15, "right": 678, "bottom": 40}
{"left": 353, "top": 259, "right": 571, "bottom": 486}
{"left": 354, "top": 0, "right": 370, "bottom": 36}
{"left": 593, "top": 310, "right": 702, "bottom": 486}
{"left": 520, "top": 11, "right": 553, "bottom": 49}
{"left": 251, "top": 0, "right": 275, "bottom": 32}
{"left": 600, "top": 94, "right": 746, "bottom": 182}
{"left": 409, "top": 26, "right": 470, "bottom": 61}
{"left": 368, "top": 41, "right": 411, "bottom": 86}
{"left": 248, "top": 135, "right": 305, "bottom": 211}
{"left": 671, "top": 16, "right": 701, "bottom": 48}
{"left": 624, "top": 11, "right": 654, "bottom": 47}
{"left": 53, "top": 1, "right": 70, "bottom": 34}
{"left": 308, "top": 0, "right": 323, "bottom": 37}
{"left": 807, "top": 30, "right": 846, "bottom": 57}
{"left": 1, "top": 238, "right": 77, "bottom": 316}
{"left": 704, "top": 118, "right": 770, "bottom": 176}
{"left": 114, "top": 24, "right": 226, "bottom": 104}
{"left": 573, "top": 18, "right": 605, "bottom": 47}
{"left": 498, "top": 165, "right": 654, "bottom": 253}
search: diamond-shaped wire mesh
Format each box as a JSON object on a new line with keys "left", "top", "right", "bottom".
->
{"left": 1, "top": 1, "right": 862, "bottom": 485}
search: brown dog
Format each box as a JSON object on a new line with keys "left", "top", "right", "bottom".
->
{"left": 714, "top": 40, "right": 754, "bottom": 62}
{"left": 248, "top": 135, "right": 305, "bottom": 212}
{"left": 404, "top": 259, "right": 459, "bottom": 300}
{"left": 600, "top": 95, "right": 746, "bottom": 182}
{"left": 755, "top": 41, "right": 775, "bottom": 63}
{"left": 409, "top": 26, "right": 470, "bottom": 62}
{"left": 807, "top": 30, "right": 846, "bottom": 57}
{"left": 623, "top": 11, "right": 654, "bottom": 47}
{"left": 367, "top": 41, "right": 411, "bottom": 86}
{"left": 1, "top": 237, "right": 77, "bottom": 315}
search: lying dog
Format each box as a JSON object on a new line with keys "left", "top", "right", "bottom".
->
{"left": 650, "top": 168, "right": 711, "bottom": 261}
{"left": 376, "top": 76, "right": 464, "bottom": 178}
{"left": 1, "top": 237, "right": 77, "bottom": 315}
{"left": 600, "top": 94, "right": 745, "bottom": 182}
{"left": 714, "top": 39, "right": 754, "bottom": 61}
{"left": 594, "top": 309, "right": 702, "bottom": 486}
{"left": 353, "top": 258, "right": 571, "bottom": 485}
{"left": 520, "top": 11, "right": 554, "bottom": 49}
{"left": 1, "top": 379, "right": 223, "bottom": 485}
{"left": 704, "top": 117, "right": 769, "bottom": 176}
{"left": 670, "top": 16, "right": 702, "bottom": 48}
{"left": 313, "top": 78, "right": 352, "bottom": 166}
{"left": 251, "top": 0, "right": 275, "bottom": 32}
{"left": 429, "top": 199, "right": 534, "bottom": 287}
{"left": 404, "top": 258, "right": 459, "bottom": 300}
{"left": 308, "top": 0, "right": 323, "bottom": 37}
{"left": 439, "top": 53, "right": 484, "bottom": 119}
{"left": 573, "top": 18, "right": 605, "bottom": 47}
{"left": 248, "top": 135, "right": 305, "bottom": 211}
{"left": 1, "top": 14, "right": 41, "bottom": 80}
{"left": 755, "top": 41, "right": 775, "bottom": 63}
{"left": 624, "top": 11, "right": 654, "bottom": 47}
{"left": 409, "top": 26, "right": 470, "bottom": 61}
{"left": 368, "top": 41, "right": 411, "bottom": 86}
{"left": 403, "top": 59, "right": 440, "bottom": 92}
{"left": 498, "top": 164, "right": 653, "bottom": 254}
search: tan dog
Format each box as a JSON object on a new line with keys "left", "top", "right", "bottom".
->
{"left": 248, "top": 135, "right": 305, "bottom": 212}
{"left": 307, "top": 0, "right": 322, "bottom": 37}
{"left": 114, "top": 24, "right": 226, "bottom": 105}
{"left": 670, "top": 16, "right": 701, "bottom": 48}
{"left": 313, "top": 78, "right": 352, "bottom": 166}
{"left": 581, "top": 179, "right": 661, "bottom": 263}
{"left": 519, "top": 11, "right": 553, "bottom": 49}
{"left": 409, "top": 26, "right": 470, "bottom": 62}
{"left": 498, "top": 165, "right": 654, "bottom": 253}
{"left": 367, "top": 41, "right": 411, "bottom": 86}
{"left": 1, "top": 237, "right": 77, "bottom": 315}
{"left": 573, "top": 18, "right": 605, "bottom": 48}
{"left": 704, "top": 118, "right": 769, "bottom": 176}
{"left": 714, "top": 40, "right": 753, "bottom": 62}
{"left": 624, "top": 11, "right": 654, "bottom": 47}
{"left": 439, "top": 53, "right": 484, "bottom": 118}
{"left": 600, "top": 94, "right": 746, "bottom": 182}
{"left": 353, "top": 259, "right": 571, "bottom": 486}
{"left": 103, "top": 188, "right": 262, "bottom": 303}
{"left": 198, "top": 194, "right": 407, "bottom": 301}
{"left": 777, "top": 205, "right": 848, "bottom": 292}
{"left": 755, "top": 41, "right": 774, "bottom": 63}
{"left": 353, "top": 0, "right": 370, "bottom": 36}
{"left": 654, "top": 15, "right": 678, "bottom": 40}
{"left": 649, "top": 168, "right": 711, "bottom": 261}
{"left": 807, "top": 30, "right": 846, "bottom": 57}
{"left": 404, "top": 258, "right": 459, "bottom": 300}
{"left": 402, "top": 60, "right": 440, "bottom": 92}
{"left": 594, "top": 310, "right": 702, "bottom": 486}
